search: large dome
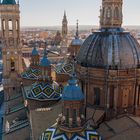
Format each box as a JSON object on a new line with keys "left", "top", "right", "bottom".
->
{"left": 77, "top": 28, "right": 140, "bottom": 69}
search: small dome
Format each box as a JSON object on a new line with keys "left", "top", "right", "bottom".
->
{"left": 77, "top": 28, "right": 140, "bottom": 69}
{"left": 62, "top": 78, "right": 84, "bottom": 101}
{"left": 24, "top": 82, "right": 62, "bottom": 101}
{"left": 32, "top": 47, "right": 38, "bottom": 55}
{"left": 71, "top": 38, "right": 83, "bottom": 46}
{"left": 2, "top": 0, "right": 16, "bottom": 4}
{"left": 40, "top": 56, "right": 51, "bottom": 67}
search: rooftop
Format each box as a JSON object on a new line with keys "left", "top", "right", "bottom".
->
{"left": 97, "top": 116, "right": 140, "bottom": 140}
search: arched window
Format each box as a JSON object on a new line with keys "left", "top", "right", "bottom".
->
{"left": 106, "top": 7, "right": 112, "bottom": 18}
{"left": 114, "top": 7, "right": 119, "bottom": 19}
{"left": 2, "top": 19, "right": 5, "bottom": 30}
{"left": 16, "top": 20, "right": 18, "bottom": 30}
{"left": 8, "top": 20, "right": 13, "bottom": 31}
{"left": 110, "top": 86, "right": 114, "bottom": 108}
{"left": 94, "top": 88, "right": 101, "bottom": 106}
{"left": 9, "top": 20, "right": 13, "bottom": 35}
{"left": 66, "top": 108, "right": 69, "bottom": 126}
{"left": 10, "top": 57, "right": 15, "bottom": 71}
{"left": 138, "top": 86, "right": 140, "bottom": 105}
{"left": 73, "top": 109, "right": 77, "bottom": 127}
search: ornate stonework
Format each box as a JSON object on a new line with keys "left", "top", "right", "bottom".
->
{"left": 100, "top": 0, "right": 123, "bottom": 28}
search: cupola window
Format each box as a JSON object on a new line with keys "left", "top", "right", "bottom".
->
{"left": 94, "top": 88, "right": 101, "bottom": 106}
{"left": 10, "top": 57, "right": 15, "bottom": 71}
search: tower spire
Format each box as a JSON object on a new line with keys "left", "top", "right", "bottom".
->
{"left": 100, "top": 0, "right": 123, "bottom": 28}
{"left": 75, "top": 19, "right": 79, "bottom": 39}
{"left": 64, "top": 10, "right": 66, "bottom": 18}
{"left": 62, "top": 11, "right": 68, "bottom": 39}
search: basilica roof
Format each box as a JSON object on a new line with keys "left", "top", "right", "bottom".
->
{"left": 39, "top": 126, "right": 102, "bottom": 140}
{"left": 77, "top": 28, "right": 140, "bottom": 69}
{"left": 21, "top": 67, "right": 41, "bottom": 80}
{"left": 2, "top": 0, "right": 16, "bottom": 4}
{"left": 23, "top": 81, "right": 62, "bottom": 101}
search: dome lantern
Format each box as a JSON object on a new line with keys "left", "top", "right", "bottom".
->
{"left": 40, "top": 43, "right": 51, "bottom": 81}
{"left": 100, "top": 0, "right": 123, "bottom": 28}
{"left": 31, "top": 43, "right": 39, "bottom": 66}
{"left": 69, "top": 20, "right": 83, "bottom": 57}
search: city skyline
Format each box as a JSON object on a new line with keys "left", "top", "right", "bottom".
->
{"left": 19, "top": 0, "right": 140, "bottom": 27}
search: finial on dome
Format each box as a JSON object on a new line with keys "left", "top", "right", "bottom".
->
{"left": 70, "top": 56, "right": 77, "bottom": 79}
{"left": 44, "top": 41, "right": 48, "bottom": 57}
{"left": 75, "top": 19, "right": 79, "bottom": 39}
{"left": 32, "top": 42, "right": 38, "bottom": 56}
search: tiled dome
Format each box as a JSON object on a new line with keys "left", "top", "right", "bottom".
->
{"left": 71, "top": 37, "right": 83, "bottom": 46}
{"left": 77, "top": 28, "right": 140, "bottom": 69}
{"left": 2, "top": 0, "right": 16, "bottom": 4}
{"left": 62, "top": 78, "right": 84, "bottom": 101}
{"left": 24, "top": 82, "right": 62, "bottom": 101}
{"left": 21, "top": 68, "right": 41, "bottom": 80}
{"left": 55, "top": 60, "right": 73, "bottom": 75}
{"left": 40, "top": 56, "right": 51, "bottom": 67}
{"left": 39, "top": 126, "right": 102, "bottom": 140}
{"left": 31, "top": 47, "right": 39, "bottom": 55}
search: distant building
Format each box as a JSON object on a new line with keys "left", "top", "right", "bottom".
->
{"left": 62, "top": 11, "right": 68, "bottom": 39}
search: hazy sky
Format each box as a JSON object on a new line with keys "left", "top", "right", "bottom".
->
{"left": 19, "top": 0, "right": 140, "bottom": 26}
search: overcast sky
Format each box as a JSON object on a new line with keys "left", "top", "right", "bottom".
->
{"left": 19, "top": 0, "right": 140, "bottom": 26}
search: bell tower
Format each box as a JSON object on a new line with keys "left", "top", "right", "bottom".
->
{"left": 0, "top": 0, "right": 23, "bottom": 77}
{"left": 1, "top": 2, "right": 30, "bottom": 140}
{"left": 100, "top": 0, "right": 123, "bottom": 28}
{"left": 62, "top": 11, "right": 68, "bottom": 39}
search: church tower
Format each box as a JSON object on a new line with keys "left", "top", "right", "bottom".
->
{"left": 1, "top": 1, "right": 30, "bottom": 140}
{"left": 62, "top": 11, "right": 68, "bottom": 39}
{"left": 100, "top": 0, "right": 123, "bottom": 28}
{"left": 1, "top": 0, "right": 23, "bottom": 77}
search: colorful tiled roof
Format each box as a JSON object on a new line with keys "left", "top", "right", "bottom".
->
{"left": 39, "top": 126, "right": 102, "bottom": 140}
{"left": 21, "top": 67, "right": 41, "bottom": 80}
{"left": 55, "top": 60, "right": 73, "bottom": 75}
{"left": 24, "top": 82, "right": 62, "bottom": 101}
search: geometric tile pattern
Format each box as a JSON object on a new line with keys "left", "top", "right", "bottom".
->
{"left": 26, "top": 82, "right": 62, "bottom": 101}
{"left": 39, "top": 127, "right": 102, "bottom": 140}
{"left": 21, "top": 67, "right": 41, "bottom": 80}
{"left": 55, "top": 60, "right": 73, "bottom": 76}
